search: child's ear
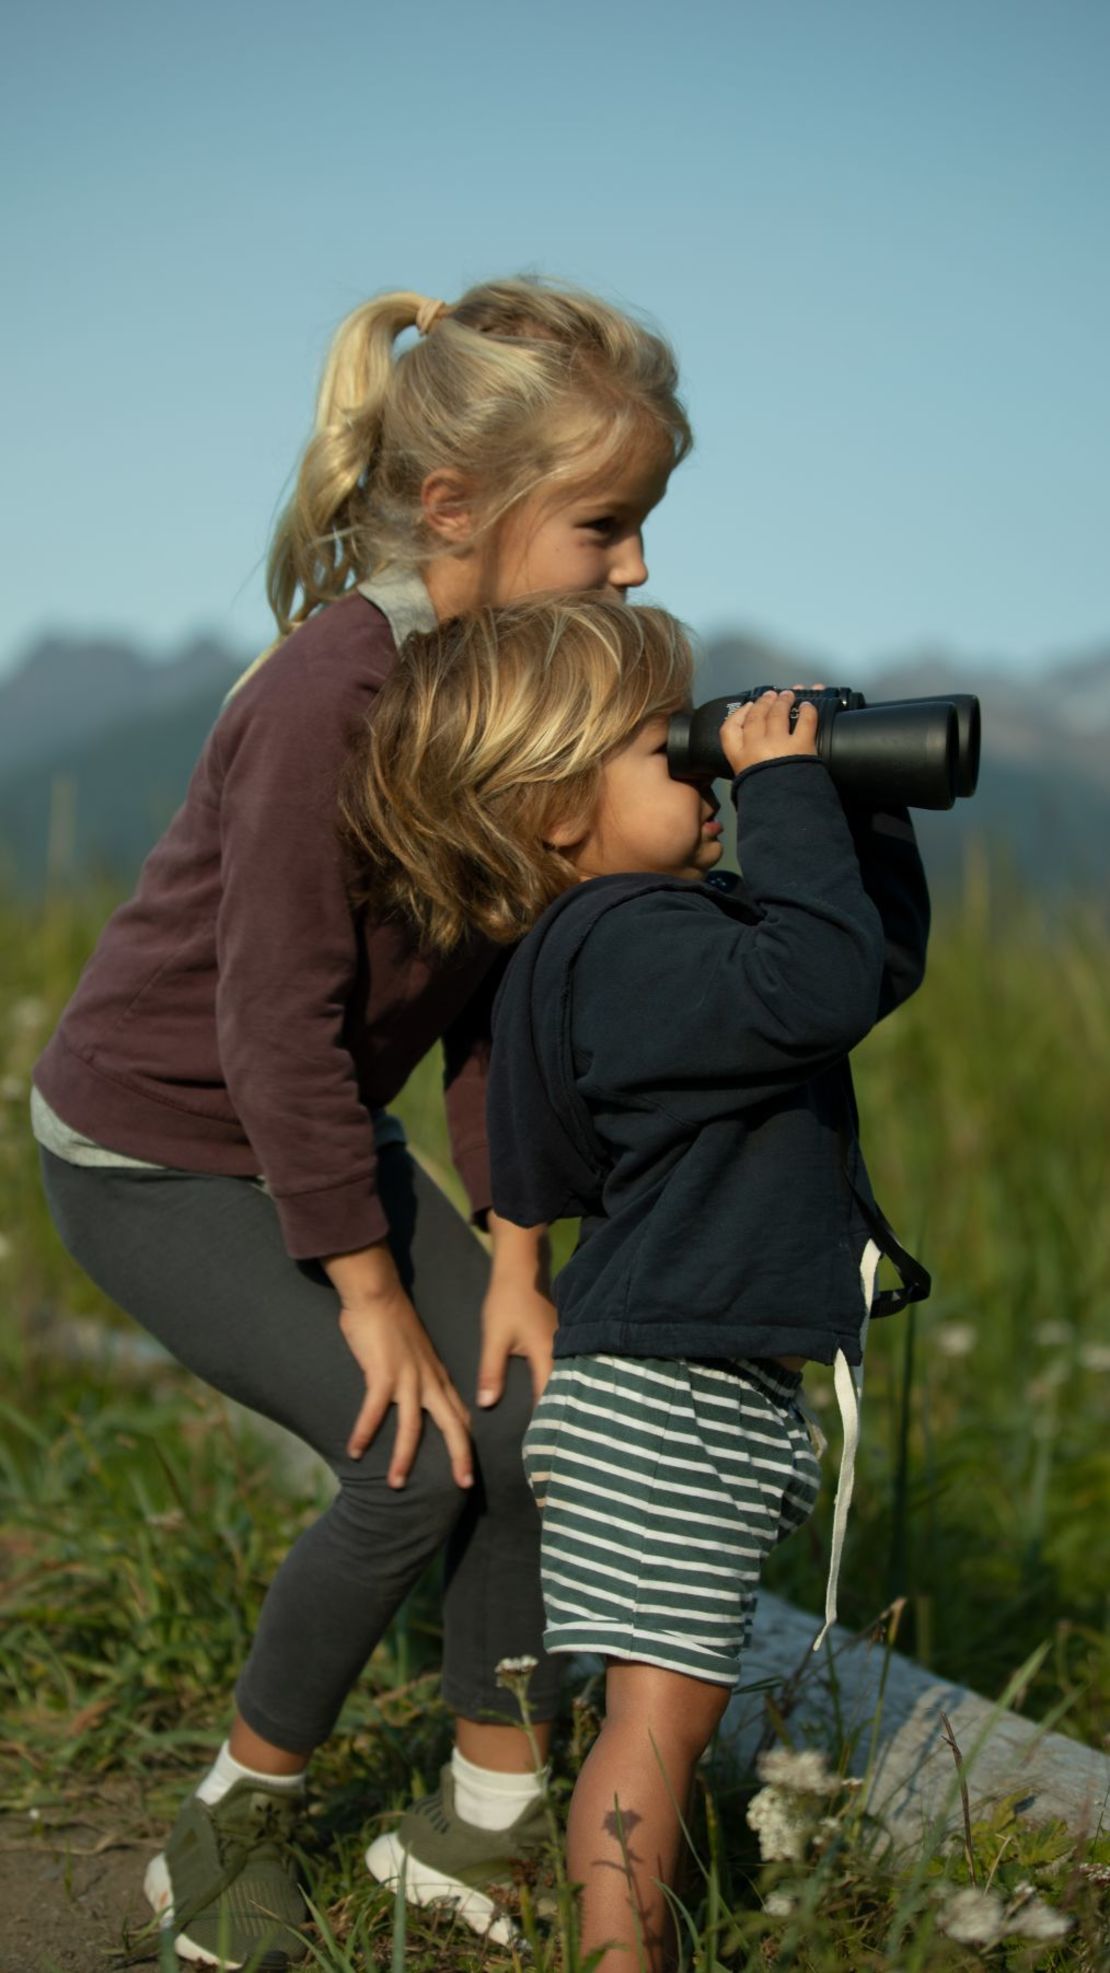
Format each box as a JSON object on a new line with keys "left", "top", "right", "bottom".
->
{"left": 420, "top": 469, "right": 477, "bottom": 546}
{"left": 545, "top": 812, "right": 590, "bottom": 853}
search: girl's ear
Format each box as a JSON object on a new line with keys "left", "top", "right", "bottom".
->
{"left": 421, "top": 469, "right": 477, "bottom": 546}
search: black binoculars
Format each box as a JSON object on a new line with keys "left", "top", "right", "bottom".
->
{"left": 667, "top": 688, "right": 981, "bottom": 811}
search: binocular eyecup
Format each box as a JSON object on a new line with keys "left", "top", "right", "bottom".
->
{"left": 667, "top": 688, "right": 981, "bottom": 811}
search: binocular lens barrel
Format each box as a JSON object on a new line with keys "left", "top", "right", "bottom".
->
{"left": 868, "top": 693, "right": 981, "bottom": 799}
{"left": 667, "top": 689, "right": 980, "bottom": 811}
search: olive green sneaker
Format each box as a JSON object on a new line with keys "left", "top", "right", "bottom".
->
{"left": 365, "top": 1764, "right": 550, "bottom": 1946}
{"left": 143, "top": 1780, "right": 308, "bottom": 1969}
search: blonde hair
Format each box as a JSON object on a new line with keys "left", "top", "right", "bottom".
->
{"left": 267, "top": 276, "right": 691, "bottom": 636}
{"left": 343, "top": 596, "right": 694, "bottom": 953}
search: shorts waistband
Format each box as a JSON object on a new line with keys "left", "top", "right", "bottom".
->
{"left": 687, "top": 1354, "right": 804, "bottom": 1401}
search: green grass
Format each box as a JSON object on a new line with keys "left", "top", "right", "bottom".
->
{"left": 1, "top": 874, "right": 1108, "bottom": 1968}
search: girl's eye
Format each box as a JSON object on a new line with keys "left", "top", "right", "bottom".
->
{"left": 582, "top": 516, "right": 616, "bottom": 537}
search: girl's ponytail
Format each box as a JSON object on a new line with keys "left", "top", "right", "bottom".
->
{"left": 265, "top": 275, "right": 691, "bottom": 639}
{"left": 267, "top": 292, "right": 431, "bottom": 636}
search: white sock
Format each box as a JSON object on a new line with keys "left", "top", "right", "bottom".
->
{"left": 194, "top": 1740, "right": 307, "bottom": 1808}
{"left": 450, "top": 1747, "right": 547, "bottom": 1832}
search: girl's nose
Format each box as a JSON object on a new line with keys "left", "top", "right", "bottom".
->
{"left": 611, "top": 536, "right": 648, "bottom": 592}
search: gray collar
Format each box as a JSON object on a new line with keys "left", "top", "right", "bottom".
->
{"left": 357, "top": 566, "right": 437, "bottom": 647}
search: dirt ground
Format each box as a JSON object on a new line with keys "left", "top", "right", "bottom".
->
{"left": 0, "top": 1818, "right": 155, "bottom": 1972}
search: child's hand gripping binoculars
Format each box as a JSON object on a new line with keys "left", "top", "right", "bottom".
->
{"left": 667, "top": 688, "right": 981, "bottom": 810}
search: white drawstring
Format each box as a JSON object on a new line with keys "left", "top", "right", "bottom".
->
{"left": 812, "top": 1239, "right": 880, "bottom": 1652}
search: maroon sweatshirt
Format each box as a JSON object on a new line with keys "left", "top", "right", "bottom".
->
{"left": 34, "top": 592, "right": 498, "bottom": 1260}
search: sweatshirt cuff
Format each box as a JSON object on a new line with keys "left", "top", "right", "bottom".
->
{"left": 730, "top": 754, "right": 830, "bottom": 799}
{"left": 271, "top": 1173, "right": 391, "bottom": 1262}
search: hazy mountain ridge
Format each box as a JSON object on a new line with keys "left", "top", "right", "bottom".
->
{"left": 0, "top": 632, "right": 243, "bottom": 778}
{"left": 1, "top": 627, "right": 1107, "bottom": 897}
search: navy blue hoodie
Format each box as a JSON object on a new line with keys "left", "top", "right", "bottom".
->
{"left": 488, "top": 756, "right": 930, "bottom": 1367}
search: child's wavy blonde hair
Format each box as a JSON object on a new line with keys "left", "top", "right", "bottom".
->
{"left": 343, "top": 596, "right": 693, "bottom": 953}
{"left": 267, "top": 275, "right": 691, "bottom": 637}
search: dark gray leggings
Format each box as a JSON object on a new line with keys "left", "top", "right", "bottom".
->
{"left": 40, "top": 1145, "right": 559, "bottom": 1752}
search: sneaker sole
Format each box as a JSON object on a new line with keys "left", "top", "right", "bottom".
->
{"left": 144, "top": 1854, "right": 293, "bottom": 1971}
{"left": 364, "top": 1829, "right": 521, "bottom": 1947}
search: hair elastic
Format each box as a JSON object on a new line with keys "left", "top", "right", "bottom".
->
{"left": 415, "top": 297, "right": 450, "bottom": 337}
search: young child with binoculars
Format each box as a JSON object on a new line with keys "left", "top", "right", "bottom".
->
{"left": 350, "top": 593, "right": 932, "bottom": 1972}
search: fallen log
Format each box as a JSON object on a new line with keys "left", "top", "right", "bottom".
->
{"left": 721, "top": 1592, "right": 1109, "bottom": 1848}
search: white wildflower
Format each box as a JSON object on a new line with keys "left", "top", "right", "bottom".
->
{"left": 763, "top": 1889, "right": 797, "bottom": 1917}
{"left": 933, "top": 1321, "right": 975, "bottom": 1358}
{"left": 495, "top": 1654, "right": 539, "bottom": 1694}
{"left": 495, "top": 1655, "right": 538, "bottom": 1677}
{"left": 746, "top": 1785, "right": 810, "bottom": 1862}
{"left": 1034, "top": 1320, "right": 1073, "bottom": 1349}
{"left": 1078, "top": 1342, "right": 1110, "bottom": 1373}
{"left": 1004, "top": 1888, "right": 1072, "bottom": 1941}
{"left": 935, "top": 1883, "right": 1073, "bottom": 1947}
{"left": 748, "top": 1747, "right": 857, "bottom": 1866}
{"left": 937, "top": 1886, "right": 1006, "bottom": 1947}
{"left": 756, "top": 1747, "right": 839, "bottom": 1795}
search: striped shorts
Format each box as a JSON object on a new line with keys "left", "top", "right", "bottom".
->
{"left": 522, "top": 1353, "right": 821, "bottom": 1686}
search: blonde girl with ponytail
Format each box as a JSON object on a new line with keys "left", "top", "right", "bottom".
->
{"left": 33, "top": 276, "right": 690, "bottom": 1965}
{"left": 265, "top": 279, "right": 688, "bottom": 635}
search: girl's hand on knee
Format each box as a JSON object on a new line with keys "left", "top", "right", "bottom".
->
{"left": 324, "top": 1244, "right": 473, "bottom": 1484}
{"left": 338, "top": 1295, "right": 474, "bottom": 1486}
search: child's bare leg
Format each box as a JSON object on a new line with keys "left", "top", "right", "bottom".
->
{"left": 567, "top": 1660, "right": 730, "bottom": 1972}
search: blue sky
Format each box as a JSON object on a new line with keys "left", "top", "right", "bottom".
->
{"left": 2, "top": 0, "right": 1107, "bottom": 678}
